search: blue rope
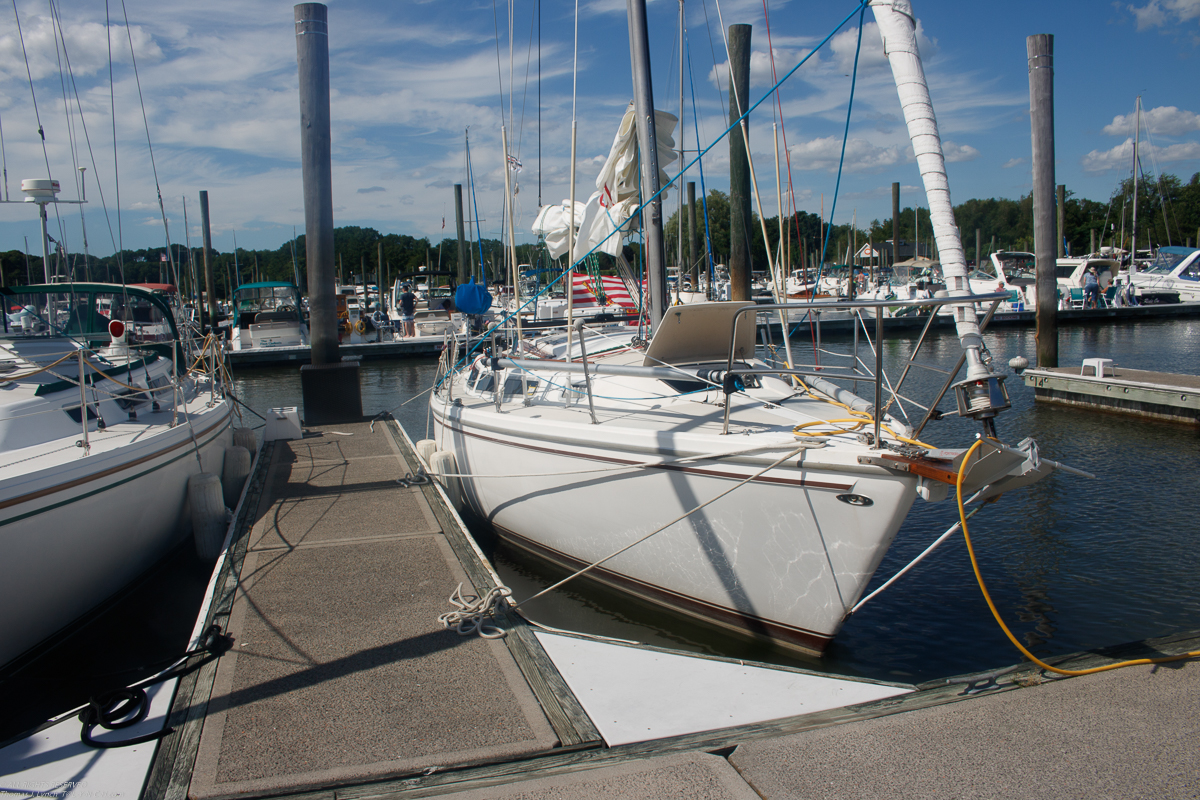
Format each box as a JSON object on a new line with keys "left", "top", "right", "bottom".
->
{"left": 816, "top": 3, "right": 866, "bottom": 286}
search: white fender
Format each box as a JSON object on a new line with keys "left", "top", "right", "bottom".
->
{"left": 429, "top": 450, "right": 462, "bottom": 511}
{"left": 233, "top": 427, "right": 257, "bottom": 452}
{"left": 189, "top": 473, "right": 227, "bottom": 562}
{"left": 415, "top": 438, "right": 439, "bottom": 467}
{"left": 222, "top": 445, "right": 252, "bottom": 508}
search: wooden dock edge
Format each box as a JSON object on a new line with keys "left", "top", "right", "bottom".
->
{"left": 380, "top": 417, "right": 604, "bottom": 751}
{"left": 142, "top": 439, "right": 277, "bottom": 800}
{"left": 302, "top": 630, "right": 1200, "bottom": 800}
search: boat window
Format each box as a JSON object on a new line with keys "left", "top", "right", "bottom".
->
{"left": 62, "top": 402, "right": 99, "bottom": 423}
{"left": 997, "top": 253, "right": 1036, "bottom": 281}
{"left": 1180, "top": 261, "right": 1200, "bottom": 281}
{"left": 1055, "top": 265, "right": 1077, "bottom": 279}
{"left": 4, "top": 291, "right": 89, "bottom": 338}
{"left": 501, "top": 375, "right": 537, "bottom": 398}
{"left": 1144, "top": 250, "right": 1193, "bottom": 275}
{"left": 98, "top": 293, "right": 173, "bottom": 343}
{"left": 475, "top": 373, "right": 495, "bottom": 393}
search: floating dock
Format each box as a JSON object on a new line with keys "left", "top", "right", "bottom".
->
{"left": 2, "top": 418, "right": 1197, "bottom": 799}
{"left": 769, "top": 299, "right": 1200, "bottom": 337}
{"left": 1023, "top": 363, "right": 1200, "bottom": 424}
{"left": 227, "top": 336, "right": 444, "bottom": 367}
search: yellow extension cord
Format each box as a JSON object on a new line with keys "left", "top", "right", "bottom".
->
{"left": 956, "top": 439, "right": 1199, "bottom": 676}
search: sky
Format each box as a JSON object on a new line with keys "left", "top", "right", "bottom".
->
{"left": 0, "top": 0, "right": 1197, "bottom": 261}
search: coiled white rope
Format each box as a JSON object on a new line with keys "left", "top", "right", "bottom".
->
{"left": 437, "top": 583, "right": 513, "bottom": 639}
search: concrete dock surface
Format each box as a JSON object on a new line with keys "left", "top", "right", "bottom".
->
{"left": 156, "top": 418, "right": 1199, "bottom": 800}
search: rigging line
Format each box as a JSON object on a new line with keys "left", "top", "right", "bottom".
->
{"left": 120, "top": 0, "right": 177, "bottom": 283}
{"left": 48, "top": 0, "right": 76, "bottom": 268}
{"left": 105, "top": 0, "right": 126, "bottom": 283}
{"left": 698, "top": 0, "right": 727, "bottom": 113}
{"left": 491, "top": 0, "right": 506, "bottom": 142}
{"left": 817, "top": 4, "right": 865, "bottom": 277}
{"left": 563, "top": 1, "right": 871, "bottom": 278}
{"left": 10, "top": 0, "right": 53, "bottom": 179}
{"left": 55, "top": 8, "right": 120, "bottom": 260}
{"left": 513, "top": 0, "right": 537, "bottom": 163}
{"left": 0, "top": 95, "right": 7, "bottom": 200}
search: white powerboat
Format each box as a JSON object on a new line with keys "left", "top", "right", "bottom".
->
{"left": 0, "top": 283, "right": 235, "bottom": 671}
{"left": 229, "top": 281, "right": 309, "bottom": 350}
{"left": 1131, "top": 246, "right": 1200, "bottom": 302}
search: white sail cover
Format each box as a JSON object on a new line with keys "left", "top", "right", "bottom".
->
{"left": 871, "top": 0, "right": 985, "bottom": 364}
{"left": 531, "top": 102, "right": 677, "bottom": 264}
{"left": 531, "top": 200, "right": 587, "bottom": 259}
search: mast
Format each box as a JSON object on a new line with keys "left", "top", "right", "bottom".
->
{"left": 627, "top": 0, "right": 667, "bottom": 328}
{"left": 1130, "top": 95, "right": 1140, "bottom": 274}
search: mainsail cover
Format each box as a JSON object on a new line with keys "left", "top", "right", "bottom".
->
{"left": 532, "top": 102, "right": 677, "bottom": 264}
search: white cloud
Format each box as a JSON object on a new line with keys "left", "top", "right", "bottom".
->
{"left": 1003, "top": 157, "right": 1027, "bottom": 169}
{"left": 1082, "top": 137, "right": 1200, "bottom": 172}
{"left": 788, "top": 136, "right": 903, "bottom": 172}
{"left": 1127, "top": 0, "right": 1200, "bottom": 29}
{"left": 1103, "top": 105, "right": 1200, "bottom": 136}
{"left": 942, "top": 141, "right": 980, "bottom": 162}
{"left": 0, "top": 16, "right": 160, "bottom": 81}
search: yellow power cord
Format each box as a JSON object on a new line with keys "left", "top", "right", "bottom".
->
{"left": 956, "top": 439, "right": 1198, "bottom": 676}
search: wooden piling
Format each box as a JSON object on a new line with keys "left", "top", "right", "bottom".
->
{"left": 1028, "top": 33, "right": 1057, "bottom": 369}
{"left": 688, "top": 181, "right": 698, "bottom": 290}
{"left": 455, "top": 184, "right": 468, "bottom": 285}
{"left": 1057, "top": 184, "right": 1066, "bottom": 258}
{"left": 295, "top": 2, "right": 338, "bottom": 366}
{"left": 728, "top": 23, "right": 752, "bottom": 301}
{"left": 199, "top": 191, "right": 217, "bottom": 329}
{"left": 891, "top": 182, "right": 900, "bottom": 268}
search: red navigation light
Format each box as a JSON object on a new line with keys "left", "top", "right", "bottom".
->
{"left": 108, "top": 319, "right": 125, "bottom": 339}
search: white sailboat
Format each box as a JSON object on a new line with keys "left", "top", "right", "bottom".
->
{"left": 425, "top": 0, "right": 1066, "bottom": 655}
{"left": 0, "top": 282, "right": 236, "bottom": 671}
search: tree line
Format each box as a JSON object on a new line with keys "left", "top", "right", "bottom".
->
{"left": 664, "top": 171, "right": 1200, "bottom": 272}
{"left": 4, "top": 172, "right": 1198, "bottom": 293}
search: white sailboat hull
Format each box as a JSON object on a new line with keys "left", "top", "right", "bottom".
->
{"left": 0, "top": 402, "right": 233, "bottom": 669}
{"left": 435, "top": 403, "right": 917, "bottom": 655}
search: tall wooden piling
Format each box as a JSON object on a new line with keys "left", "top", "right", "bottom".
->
{"left": 455, "top": 184, "right": 468, "bottom": 285}
{"left": 688, "top": 181, "right": 698, "bottom": 290}
{"left": 296, "top": 2, "right": 338, "bottom": 366}
{"left": 976, "top": 228, "right": 982, "bottom": 268}
{"left": 200, "top": 191, "right": 217, "bottom": 329}
{"left": 891, "top": 182, "right": 900, "bottom": 268}
{"left": 728, "top": 23, "right": 752, "bottom": 301}
{"left": 1028, "top": 33, "right": 1057, "bottom": 368}
{"left": 1057, "top": 184, "right": 1066, "bottom": 257}
{"left": 296, "top": 2, "right": 360, "bottom": 423}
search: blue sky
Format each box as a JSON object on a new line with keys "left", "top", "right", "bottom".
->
{"left": 0, "top": 0, "right": 1197, "bottom": 260}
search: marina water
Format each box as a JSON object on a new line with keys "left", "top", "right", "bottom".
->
{"left": 5, "top": 318, "right": 1198, "bottom": 739}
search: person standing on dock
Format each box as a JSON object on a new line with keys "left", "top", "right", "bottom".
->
{"left": 399, "top": 283, "right": 416, "bottom": 337}
{"left": 1083, "top": 266, "right": 1100, "bottom": 309}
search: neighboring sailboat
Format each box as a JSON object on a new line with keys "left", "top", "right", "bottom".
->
{"left": 425, "top": 0, "right": 1067, "bottom": 655}
{"left": 0, "top": 282, "right": 236, "bottom": 671}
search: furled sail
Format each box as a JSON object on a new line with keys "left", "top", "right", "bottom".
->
{"left": 870, "top": 0, "right": 988, "bottom": 380}
{"left": 532, "top": 102, "right": 677, "bottom": 264}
